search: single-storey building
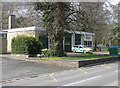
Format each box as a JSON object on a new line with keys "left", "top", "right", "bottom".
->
{"left": 3, "top": 26, "right": 94, "bottom": 52}
{"left": 3, "top": 15, "right": 95, "bottom": 52}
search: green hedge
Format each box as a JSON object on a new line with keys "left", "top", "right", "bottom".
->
{"left": 11, "top": 36, "right": 42, "bottom": 55}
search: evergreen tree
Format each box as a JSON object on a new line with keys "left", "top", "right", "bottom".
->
{"left": 35, "top": 2, "right": 66, "bottom": 57}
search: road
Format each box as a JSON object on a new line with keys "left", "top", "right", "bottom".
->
{"left": 1, "top": 57, "right": 72, "bottom": 81}
{"left": 2, "top": 57, "right": 119, "bottom": 86}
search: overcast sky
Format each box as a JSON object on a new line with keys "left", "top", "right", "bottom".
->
{"left": 109, "top": 0, "right": 120, "bottom": 5}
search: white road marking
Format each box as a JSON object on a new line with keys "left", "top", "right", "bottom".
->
{"left": 63, "top": 75, "right": 101, "bottom": 86}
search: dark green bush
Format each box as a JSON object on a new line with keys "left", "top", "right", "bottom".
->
{"left": 11, "top": 36, "right": 42, "bottom": 55}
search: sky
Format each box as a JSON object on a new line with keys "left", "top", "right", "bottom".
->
{"left": 109, "top": 0, "right": 120, "bottom": 5}
{"left": 10, "top": 0, "right": 120, "bottom": 18}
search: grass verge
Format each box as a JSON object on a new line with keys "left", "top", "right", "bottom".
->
{"left": 39, "top": 54, "right": 119, "bottom": 60}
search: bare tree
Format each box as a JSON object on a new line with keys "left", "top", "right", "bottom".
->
{"left": 2, "top": 2, "right": 43, "bottom": 30}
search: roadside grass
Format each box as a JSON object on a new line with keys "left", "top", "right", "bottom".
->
{"left": 39, "top": 54, "right": 119, "bottom": 60}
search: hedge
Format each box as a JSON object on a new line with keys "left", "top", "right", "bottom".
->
{"left": 11, "top": 36, "right": 42, "bottom": 55}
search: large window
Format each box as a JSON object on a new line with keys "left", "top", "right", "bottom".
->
{"left": 84, "top": 41, "right": 92, "bottom": 47}
{"left": 75, "top": 34, "right": 81, "bottom": 45}
{"left": 39, "top": 35, "right": 48, "bottom": 49}
{"left": 65, "top": 33, "right": 71, "bottom": 44}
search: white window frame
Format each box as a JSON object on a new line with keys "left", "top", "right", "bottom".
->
{"left": 84, "top": 41, "right": 92, "bottom": 47}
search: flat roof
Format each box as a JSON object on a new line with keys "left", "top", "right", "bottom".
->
{"left": 3, "top": 26, "right": 94, "bottom": 35}
{"left": 3, "top": 26, "right": 45, "bottom": 33}
{"left": 0, "top": 31, "right": 7, "bottom": 34}
{"left": 64, "top": 30, "right": 94, "bottom": 35}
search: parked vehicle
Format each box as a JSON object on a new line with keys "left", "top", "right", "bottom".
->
{"left": 72, "top": 45, "right": 92, "bottom": 53}
{"left": 97, "top": 44, "right": 109, "bottom": 51}
{"left": 97, "top": 44, "right": 103, "bottom": 49}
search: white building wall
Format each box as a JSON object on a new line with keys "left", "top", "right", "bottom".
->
{"left": 71, "top": 33, "right": 75, "bottom": 47}
{"left": 84, "top": 35, "right": 94, "bottom": 50}
{"left": 63, "top": 36, "right": 65, "bottom": 50}
{"left": 81, "top": 34, "right": 84, "bottom": 45}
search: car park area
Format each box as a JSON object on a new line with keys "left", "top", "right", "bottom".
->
{"left": 1, "top": 57, "right": 72, "bottom": 81}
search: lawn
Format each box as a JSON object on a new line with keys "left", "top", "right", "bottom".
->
{"left": 39, "top": 54, "right": 119, "bottom": 61}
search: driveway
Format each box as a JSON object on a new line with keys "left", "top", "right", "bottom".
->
{"left": 2, "top": 57, "right": 72, "bottom": 81}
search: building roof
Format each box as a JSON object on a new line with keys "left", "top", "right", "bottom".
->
{"left": 64, "top": 30, "right": 94, "bottom": 35}
{"left": 3, "top": 26, "right": 45, "bottom": 33}
{"left": 3, "top": 26, "right": 94, "bottom": 35}
{"left": 0, "top": 31, "right": 7, "bottom": 34}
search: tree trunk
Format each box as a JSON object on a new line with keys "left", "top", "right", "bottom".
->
{"left": 46, "top": 3, "right": 65, "bottom": 57}
{"left": 53, "top": 2, "right": 65, "bottom": 57}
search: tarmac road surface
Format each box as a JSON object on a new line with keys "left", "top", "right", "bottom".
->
{"left": 1, "top": 57, "right": 72, "bottom": 81}
{"left": 2, "top": 58, "right": 119, "bottom": 86}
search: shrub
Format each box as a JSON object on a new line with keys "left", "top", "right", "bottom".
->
{"left": 45, "top": 49, "right": 56, "bottom": 57}
{"left": 44, "top": 49, "right": 66, "bottom": 57}
{"left": 11, "top": 36, "right": 42, "bottom": 55}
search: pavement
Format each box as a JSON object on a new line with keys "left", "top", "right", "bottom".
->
{"left": 2, "top": 60, "right": 119, "bottom": 86}
{"left": 0, "top": 54, "right": 27, "bottom": 61}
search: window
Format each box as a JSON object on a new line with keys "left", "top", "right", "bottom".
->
{"left": 86, "top": 36, "right": 91, "bottom": 39}
{"left": 64, "top": 33, "right": 71, "bottom": 44}
{"left": 79, "top": 46, "right": 83, "bottom": 48}
{"left": 75, "top": 34, "right": 81, "bottom": 45}
{"left": 84, "top": 41, "right": 87, "bottom": 46}
{"left": 84, "top": 36, "right": 92, "bottom": 41}
{"left": 0, "top": 34, "right": 6, "bottom": 38}
{"left": 39, "top": 35, "right": 48, "bottom": 49}
{"left": 84, "top": 41, "right": 92, "bottom": 47}
{"left": 73, "top": 46, "right": 78, "bottom": 48}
